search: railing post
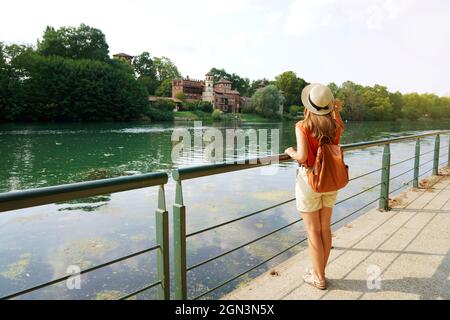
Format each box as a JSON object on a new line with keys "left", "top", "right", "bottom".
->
{"left": 448, "top": 134, "right": 450, "bottom": 166}
{"left": 379, "top": 144, "right": 391, "bottom": 212}
{"left": 433, "top": 134, "right": 440, "bottom": 176}
{"left": 173, "top": 177, "right": 187, "bottom": 300}
{"left": 156, "top": 184, "right": 170, "bottom": 300}
{"left": 413, "top": 138, "right": 420, "bottom": 188}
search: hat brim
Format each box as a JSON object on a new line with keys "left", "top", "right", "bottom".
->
{"left": 301, "top": 83, "right": 333, "bottom": 116}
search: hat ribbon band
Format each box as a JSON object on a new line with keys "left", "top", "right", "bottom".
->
{"left": 308, "top": 94, "right": 330, "bottom": 111}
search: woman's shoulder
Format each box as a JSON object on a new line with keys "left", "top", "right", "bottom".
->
{"left": 295, "top": 120, "right": 305, "bottom": 130}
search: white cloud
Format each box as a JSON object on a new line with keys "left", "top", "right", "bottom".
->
{"left": 284, "top": 0, "right": 413, "bottom": 35}
{"left": 265, "top": 11, "right": 283, "bottom": 24}
{"left": 284, "top": 0, "right": 336, "bottom": 36}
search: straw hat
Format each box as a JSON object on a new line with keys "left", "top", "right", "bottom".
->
{"left": 301, "top": 83, "right": 334, "bottom": 116}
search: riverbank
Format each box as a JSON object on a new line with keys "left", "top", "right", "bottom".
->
{"left": 173, "top": 111, "right": 289, "bottom": 122}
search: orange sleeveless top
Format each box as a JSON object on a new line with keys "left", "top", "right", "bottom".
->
{"left": 296, "top": 122, "right": 342, "bottom": 167}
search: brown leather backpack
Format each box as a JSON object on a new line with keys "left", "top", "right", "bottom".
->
{"left": 306, "top": 135, "right": 349, "bottom": 193}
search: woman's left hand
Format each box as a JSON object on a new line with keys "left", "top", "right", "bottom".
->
{"left": 285, "top": 147, "right": 295, "bottom": 157}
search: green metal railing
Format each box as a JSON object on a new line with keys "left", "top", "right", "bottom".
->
{"left": 172, "top": 130, "right": 450, "bottom": 299}
{"left": 0, "top": 172, "right": 170, "bottom": 300}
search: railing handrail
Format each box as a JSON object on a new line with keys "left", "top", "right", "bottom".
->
{"left": 0, "top": 171, "right": 169, "bottom": 213}
{"left": 173, "top": 130, "right": 450, "bottom": 181}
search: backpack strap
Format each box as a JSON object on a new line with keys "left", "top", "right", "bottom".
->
{"left": 318, "top": 135, "right": 332, "bottom": 146}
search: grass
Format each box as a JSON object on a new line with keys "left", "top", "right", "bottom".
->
{"left": 175, "top": 111, "right": 211, "bottom": 121}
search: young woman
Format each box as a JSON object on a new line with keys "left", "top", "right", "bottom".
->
{"left": 285, "top": 83, "right": 345, "bottom": 290}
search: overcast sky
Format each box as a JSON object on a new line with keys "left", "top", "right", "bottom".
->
{"left": 1, "top": 0, "right": 449, "bottom": 96}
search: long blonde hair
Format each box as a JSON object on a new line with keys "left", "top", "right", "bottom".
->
{"left": 302, "top": 109, "right": 344, "bottom": 140}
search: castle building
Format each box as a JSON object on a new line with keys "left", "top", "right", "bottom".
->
{"left": 172, "top": 76, "right": 204, "bottom": 101}
{"left": 172, "top": 72, "right": 241, "bottom": 113}
{"left": 213, "top": 78, "right": 240, "bottom": 113}
{"left": 113, "top": 53, "right": 134, "bottom": 65}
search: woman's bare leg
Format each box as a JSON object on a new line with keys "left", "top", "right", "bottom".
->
{"left": 301, "top": 210, "right": 326, "bottom": 281}
{"left": 319, "top": 207, "right": 333, "bottom": 269}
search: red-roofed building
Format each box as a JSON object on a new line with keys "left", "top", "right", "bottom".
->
{"left": 172, "top": 73, "right": 241, "bottom": 113}
{"left": 113, "top": 53, "right": 134, "bottom": 65}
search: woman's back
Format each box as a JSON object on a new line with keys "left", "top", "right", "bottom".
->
{"left": 296, "top": 121, "right": 343, "bottom": 167}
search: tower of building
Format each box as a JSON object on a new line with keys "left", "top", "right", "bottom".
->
{"left": 202, "top": 72, "right": 215, "bottom": 105}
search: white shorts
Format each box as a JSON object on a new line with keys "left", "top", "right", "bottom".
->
{"left": 295, "top": 166, "right": 339, "bottom": 212}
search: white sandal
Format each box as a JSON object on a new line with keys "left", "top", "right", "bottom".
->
{"left": 303, "top": 268, "right": 327, "bottom": 290}
{"left": 303, "top": 273, "right": 327, "bottom": 290}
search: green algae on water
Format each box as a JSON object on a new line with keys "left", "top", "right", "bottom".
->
{"left": 0, "top": 253, "right": 31, "bottom": 280}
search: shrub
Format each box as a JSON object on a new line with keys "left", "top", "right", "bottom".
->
{"left": 241, "top": 103, "right": 254, "bottom": 114}
{"left": 144, "top": 106, "right": 174, "bottom": 121}
{"left": 211, "top": 109, "right": 221, "bottom": 121}
{"left": 152, "top": 99, "right": 176, "bottom": 112}
{"left": 182, "top": 101, "right": 198, "bottom": 111}
{"left": 289, "top": 105, "right": 303, "bottom": 117}
{"left": 196, "top": 101, "right": 213, "bottom": 113}
{"left": 175, "top": 92, "right": 186, "bottom": 101}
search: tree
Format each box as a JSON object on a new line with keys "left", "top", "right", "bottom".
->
{"left": 335, "top": 81, "right": 366, "bottom": 121}
{"left": 9, "top": 52, "right": 148, "bottom": 121}
{"left": 133, "top": 52, "right": 155, "bottom": 78}
{"left": 208, "top": 67, "right": 251, "bottom": 96}
{"left": 402, "top": 93, "right": 426, "bottom": 120}
{"left": 155, "top": 78, "right": 173, "bottom": 97}
{"left": 361, "top": 85, "right": 394, "bottom": 121}
{"left": 37, "top": 24, "right": 109, "bottom": 61}
{"left": 389, "top": 91, "right": 404, "bottom": 120}
{"left": 327, "top": 82, "right": 339, "bottom": 96}
{"left": 133, "top": 51, "right": 160, "bottom": 95}
{"left": 251, "top": 85, "right": 284, "bottom": 118}
{"left": 275, "top": 71, "right": 308, "bottom": 112}
{"left": 0, "top": 43, "right": 32, "bottom": 121}
{"left": 249, "top": 78, "right": 272, "bottom": 96}
{"left": 153, "top": 56, "right": 181, "bottom": 82}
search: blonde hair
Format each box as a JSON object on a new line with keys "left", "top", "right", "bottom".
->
{"left": 302, "top": 109, "right": 343, "bottom": 140}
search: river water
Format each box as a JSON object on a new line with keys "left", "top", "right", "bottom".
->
{"left": 0, "top": 120, "right": 449, "bottom": 299}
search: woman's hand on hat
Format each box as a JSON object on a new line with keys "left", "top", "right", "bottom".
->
{"left": 333, "top": 99, "right": 343, "bottom": 112}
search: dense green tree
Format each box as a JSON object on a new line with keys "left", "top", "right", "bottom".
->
{"left": 133, "top": 52, "right": 155, "bottom": 78}
{"left": 155, "top": 78, "right": 173, "bottom": 97}
{"left": 249, "top": 78, "right": 272, "bottom": 96}
{"left": 9, "top": 52, "right": 147, "bottom": 121}
{"left": 0, "top": 43, "right": 33, "bottom": 121}
{"left": 361, "top": 85, "right": 394, "bottom": 121}
{"left": 335, "top": 81, "right": 366, "bottom": 121}
{"left": 251, "top": 85, "right": 284, "bottom": 118}
{"left": 274, "top": 71, "right": 308, "bottom": 112}
{"left": 401, "top": 93, "right": 426, "bottom": 120}
{"left": 153, "top": 56, "right": 181, "bottom": 82}
{"left": 388, "top": 91, "right": 404, "bottom": 120}
{"left": 37, "top": 24, "right": 109, "bottom": 61}
{"left": 327, "top": 82, "right": 339, "bottom": 96}
{"left": 208, "top": 67, "right": 251, "bottom": 96}
{"left": 133, "top": 52, "right": 159, "bottom": 95}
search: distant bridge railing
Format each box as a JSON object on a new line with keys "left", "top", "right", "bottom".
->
{"left": 172, "top": 130, "right": 450, "bottom": 299}
{"left": 0, "top": 130, "right": 449, "bottom": 300}
{"left": 0, "top": 172, "right": 170, "bottom": 300}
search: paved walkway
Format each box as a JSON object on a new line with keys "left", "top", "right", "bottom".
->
{"left": 223, "top": 167, "right": 450, "bottom": 300}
